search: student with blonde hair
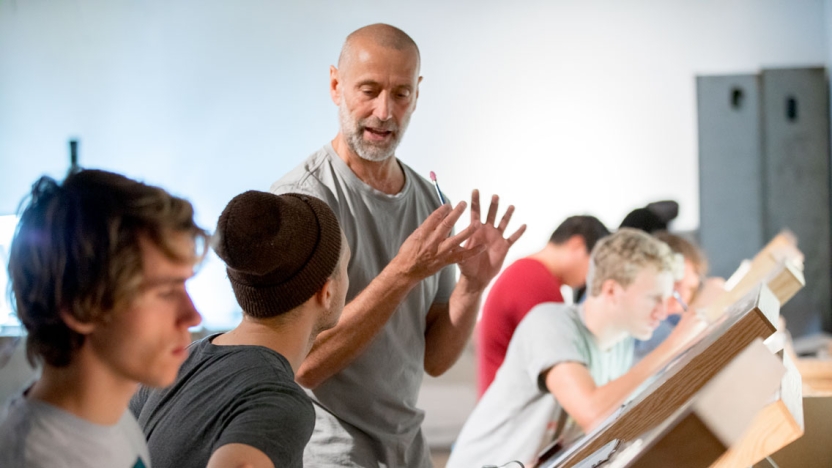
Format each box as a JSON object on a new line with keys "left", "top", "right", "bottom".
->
{"left": 448, "top": 229, "right": 708, "bottom": 468}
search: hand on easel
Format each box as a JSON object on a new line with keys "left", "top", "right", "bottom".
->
{"left": 664, "top": 307, "right": 709, "bottom": 357}
{"left": 689, "top": 277, "right": 726, "bottom": 310}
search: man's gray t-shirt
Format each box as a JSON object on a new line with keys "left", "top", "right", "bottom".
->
{"left": 130, "top": 335, "right": 314, "bottom": 468}
{"left": 271, "top": 144, "right": 456, "bottom": 467}
{"left": 447, "top": 303, "right": 634, "bottom": 468}
{"left": 0, "top": 393, "right": 150, "bottom": 468}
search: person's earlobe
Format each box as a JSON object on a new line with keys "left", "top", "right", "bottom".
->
{"left": 59, "top": 309, "right": 96, "bottom": 335}
{"left": 330, "top": 65, "right": 341, "bottom": 105}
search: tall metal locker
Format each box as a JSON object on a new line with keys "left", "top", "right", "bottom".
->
{"left": 697, "top": 67, "right": 831, "bottom": 337}
{"left": 761, "top": 68, "right": 831, "bottom": 335}
{"left": 697, "top": 75, "right": 765, "bottom": 279}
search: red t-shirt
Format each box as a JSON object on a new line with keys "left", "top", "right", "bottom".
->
{"left": 476, "top": 258, "right": 564, "bottom": 397}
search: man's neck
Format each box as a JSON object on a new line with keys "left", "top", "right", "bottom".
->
{"left": 331, "top": 133, "right": 405, "bottom": 195}
{"left": 28, "top": 356, "right": 137, "bottom": 426}
{"left": 212, "top": 312, "right": 317, "bottom": 373}
{"left": 582, "top": 296, "right": 630, "bottom": 351}
{"left": 527, "top": 243, "right": 567, "bottom": 282}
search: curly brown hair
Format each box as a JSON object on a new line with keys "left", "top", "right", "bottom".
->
{"left": 8, "top": 169, "right": 208, "bottom": 367}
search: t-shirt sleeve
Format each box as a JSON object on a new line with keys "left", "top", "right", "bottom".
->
{"left": 212, "top": 385, "right": 314, "bottom": 467}
{"left": 269, "top": 165, "right": 332, "bottom": 203}
{"left": 513, "top": 305, "right": 588, "bottom": 392}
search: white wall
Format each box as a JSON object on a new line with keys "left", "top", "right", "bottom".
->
{"left": 0, "top": 0, "right": 828, "bottom": 329}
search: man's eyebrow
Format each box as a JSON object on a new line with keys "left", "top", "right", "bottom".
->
{"left": 355, "top": 79, "right": 413, "bottom": 90}
{"left": 141, "top": 275, "right": 193, "bottom": 288}
{"left": 356, "top": 79, "right": 380, "bottom": 87}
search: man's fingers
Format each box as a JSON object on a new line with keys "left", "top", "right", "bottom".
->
{"left": 449, "top": 244, "right": 487, "bottom": 264}
{"left": 469, "top": 189, "right": 481, "bottom": 224}
{"left": 419, "top": 203, "right": 454, "bottom": 234}
{"left": 440, "top": 222, "right": 478, "bottom": 251}
{"left": 506, "top": 224, "right": 527, "bottom": 246}
{"left": 496, "top": 205, "right": 515, "bottom": 233}
{"left": 427, "top": 201, "right": 468, "bottom": 244}
{"left": 485, "top": 194, "right": 499, "bottom": 226}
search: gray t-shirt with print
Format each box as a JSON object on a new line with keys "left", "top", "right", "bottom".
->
{"left": 0, "top": 393, "right": 150, "bottom": 468}
{"left": 447, "top": 303, "right": 634, "bottom": 468}
{"left": 271, "top": 144, "right": 456, "bottom": 467}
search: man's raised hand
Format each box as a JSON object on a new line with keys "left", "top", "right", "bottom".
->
{"left": 458, "top": 190, "right": 526, "bottom": 291}
{"left": 391, "top": 201, "right": 485, "bottom": 284}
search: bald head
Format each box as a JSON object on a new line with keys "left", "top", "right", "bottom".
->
{"left": 338, "top": 23, "right": 421, "bottom": 70}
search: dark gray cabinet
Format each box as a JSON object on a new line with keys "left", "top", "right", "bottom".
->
{"left": 697, "top": 67, "right": 831, "bottom": 336}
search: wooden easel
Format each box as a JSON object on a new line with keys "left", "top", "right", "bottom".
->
{"left": 591, "top": 339, "right": 786, "bottom": 468}
{"left": 548, "top": 285, "right": 780, "bottom": 468}
{"left": 537, "top": 235, "right": 806, "bottom": 468}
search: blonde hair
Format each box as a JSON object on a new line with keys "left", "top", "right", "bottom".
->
{"left": 586, "top": 228, "right": 675, "bottom": 297}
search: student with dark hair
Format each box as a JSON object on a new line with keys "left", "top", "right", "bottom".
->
{"left": 0, "top": 169, "right": 207, "bottom": 468}
{"left": 477, "top": 215, "right": 610, "bottom": 396}
{"left": 131, "top": 190, "right": 350, "bottom": 468}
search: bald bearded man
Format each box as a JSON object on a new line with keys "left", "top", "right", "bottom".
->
{"left": 271, "top": 24, "right": 525, "bottom": 467}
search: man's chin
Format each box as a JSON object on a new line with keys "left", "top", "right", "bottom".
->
{"left": 633, "top": 329, "right": 654, "bottom": 341}
{"left": 356, "top": 148, "right": 396, "bottom": 162}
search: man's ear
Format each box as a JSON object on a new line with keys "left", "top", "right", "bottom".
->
{"left": 330, "top": 65, "right": 341, "bottom": 105}
{"left": 314, "top": 277, "right": 335, "bottom": 310}
{"left": 412, "top": 75, "right": 423, "bottom": 112}
{"left": 59, "top": 309, "right": 96, "bottom": 335}
{"left": 566, "top": 235, "right": 587, "bottom": 254}
{"left": 601, "top": 279, "right": 620, "bottom": 302}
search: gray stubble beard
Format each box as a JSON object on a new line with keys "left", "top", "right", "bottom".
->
{"left": 338, "top": 100, "right": 411, "bottom": 162}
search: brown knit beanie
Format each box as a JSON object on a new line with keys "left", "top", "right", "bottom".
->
{"left": 213, "top": 191, "right": 342, "bottom": 318}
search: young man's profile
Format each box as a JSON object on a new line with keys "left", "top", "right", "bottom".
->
{"left": 0, "top": 169, "right": 207, "bottom": 468}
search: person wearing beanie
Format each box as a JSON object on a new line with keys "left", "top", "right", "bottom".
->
{"left": 130, "top": 191, "right": 350, "bottom": 468}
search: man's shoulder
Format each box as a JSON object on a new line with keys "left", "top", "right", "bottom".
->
{"left": 496, "top": 258, "right": 547, "bottom": 283}
{"left": 270, "top": 146, "right": 335, "bottom": 198}
{"left": 517, "top": 303, "right": 582, "bottom": 336}
{"left": 189, "top": 338, "right": 299, "bottom": 385}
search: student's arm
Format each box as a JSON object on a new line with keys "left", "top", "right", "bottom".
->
{"left": 423, "top": 192, "right": 525, "bottom": 376}
{"left": 207, "top": 443, "right": 274, "bottom": 468}
{"left": 296, "top": 201, "right": 483, "bottom": 389}
{"left": 545, "top": 309, "right": 708, "bottom": 432}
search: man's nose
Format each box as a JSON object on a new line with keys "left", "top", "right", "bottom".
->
{"left": 372, "top": 91, "right": 393, "bottom": 121}
{"left": 179, "top": 293, "right": 202, "bottom": 328}
{"left": 656, "top": 300, "right": 670, "bottom": 321}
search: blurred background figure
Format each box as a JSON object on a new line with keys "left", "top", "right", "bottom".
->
{"left": 477, "top": 216, "right": 609, "bottom": 397}
{"left": 633, "top": 231, "right": 725, "bottom": 361}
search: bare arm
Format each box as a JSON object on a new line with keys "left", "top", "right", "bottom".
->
{"left": 423, "top": 277, "right": 482, "bottom": 376}
{"left": 206, "top": 443, "right": 274, "bottom": 468}
{"left": 423, "top": 191, "right": 526, "bottom": 376}
{"left": 296, "top": 201, "right": 483, "bottom": 389}
{"left": 545, "top": 309, "right": 708, "bottom": 431}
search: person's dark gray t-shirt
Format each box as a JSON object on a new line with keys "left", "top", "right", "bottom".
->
{"left": 130, "top": 335, "right": 314, "bottom": 468}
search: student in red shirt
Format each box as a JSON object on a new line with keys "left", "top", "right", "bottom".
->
{"left": 476, "top": 216, "right": 609, "bottom": 397}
